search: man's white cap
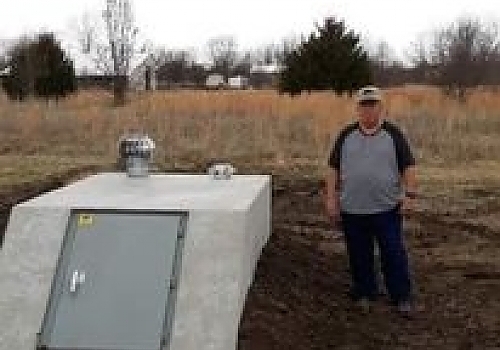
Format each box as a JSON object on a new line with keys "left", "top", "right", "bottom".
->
{"left": 357, "top": 85, "right": 382, "bottom": 103}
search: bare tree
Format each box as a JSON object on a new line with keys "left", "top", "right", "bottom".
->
{"left": 405, "top": 36, "right": 427, "bottom": 83}
{"left": 103, "top": 0, "right": 138, "bottom": 105}
{"left": 232, "top": 50, "right": 252, "bottom": 76}
{"left": 430, "top": 17, "right": 500, "bottom": 99}
{"left": 407, "top": 33, "right": 431, "bottom": 66}
{"left": 0, "top": 39, "right": 14, "bottom": 69}
{"left": 207, "top": 36, "right": 237, "bottom": 80}
{"left": 366, "top": 40, "right": 397, "bottom": 86}
{"left": 0, "top": 55, "right": 6, "bottom": 70}
{"left": 252, "top": 43, "right": 285, "bottom": 65}
{"left": 276, "top": 35, "right": 302, "bottom": 65}
{"left": 153, "top": 49, "right": 207, "bottom": 88}
{"left": 74, "top": 1, "right": 139, "bottom": 105}
{"left": 75, "top": 12, "right": 112, "bottom": 74}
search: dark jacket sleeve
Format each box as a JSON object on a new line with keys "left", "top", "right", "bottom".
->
{"left": 383, "top": 121, "right": 416, "bottom": 173}
{"left": 328, "top": 122, "right": 358, "bottom": 169}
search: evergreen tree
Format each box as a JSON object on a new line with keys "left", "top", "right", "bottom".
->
{"left": 280, "top": 17, "right": 371, "bottom": 95}
{"left": 2, "top": 33, "right": 76, "bottom": 101}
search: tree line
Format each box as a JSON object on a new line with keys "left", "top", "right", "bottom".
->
{"left": 1, "top": 4, "right": 500, "bottom": 103}
{"left": 370, "top": 17, "right": 500, "bottom": 99}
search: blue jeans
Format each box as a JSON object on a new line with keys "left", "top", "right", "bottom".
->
{"left": 340, "top": 206, "right": 412, "bottom": 303}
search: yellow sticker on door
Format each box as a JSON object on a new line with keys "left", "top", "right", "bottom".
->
{"left": 78, "top": 214, "right": 94, "bottom": 227}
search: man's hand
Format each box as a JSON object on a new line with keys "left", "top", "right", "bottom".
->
{"left": 325, "top": 195, "right": 342, "bottom": 229}
{"left": 399, "top": 194, "right": 416, "bottom": 216}
{"left": 401, "top": 166, "right": 417, "bottom": 216}
{"left": 325, "top": 168, "right": 342, "bottom": 229}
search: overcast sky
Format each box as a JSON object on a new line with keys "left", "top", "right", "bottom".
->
{"left": 1, "top": 0, "right": 499, "bottom": 61}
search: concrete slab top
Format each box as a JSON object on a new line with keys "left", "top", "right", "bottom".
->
{"left": 18, "top": 173, "right": 270, "bottom": 211}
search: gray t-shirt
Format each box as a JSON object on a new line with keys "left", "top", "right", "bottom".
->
{"left": 328, "top": 120, "right": 415, "bottom": 215}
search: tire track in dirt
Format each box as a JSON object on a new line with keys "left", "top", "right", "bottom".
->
{"left": 238, "top": 178, "right": 500, "bottom": 350}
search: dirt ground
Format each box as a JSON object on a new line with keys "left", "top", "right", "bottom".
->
{"left": 1, "top": 173, "right": 499, "bottom": 349}
{"left": 238, "top": 177, "right": 500, "bottom": 350}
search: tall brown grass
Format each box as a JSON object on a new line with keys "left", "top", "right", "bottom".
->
{"left": 0, "top": 86, "right": 499, "bottom": 174}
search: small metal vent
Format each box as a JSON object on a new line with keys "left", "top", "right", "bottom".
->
{"left": 118, "top": 133, "right": 155, "bottom": 177}
{"left": 207, "top": 163, "right": 236, "bottom": 180}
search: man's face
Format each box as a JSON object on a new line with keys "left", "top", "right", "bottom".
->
{"left": 357, "top": 100, "right": 382, "bottom": 128}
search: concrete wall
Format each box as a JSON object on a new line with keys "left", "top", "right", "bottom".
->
{"left": 0, "top": 174, "right": 271, "bottom": 350}
{"left": 0, "top": 207, "right": 69, "bottom": 350}
{"left": 170, "top": 183, "right": 271, "bottom": 350}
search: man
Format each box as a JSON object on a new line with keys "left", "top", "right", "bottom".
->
{"left": 325, "top": 85, "right": 418, "bottom": 317}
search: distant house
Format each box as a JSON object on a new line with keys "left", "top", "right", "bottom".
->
{"left": 0, "top": 66, "right": 10, "bottom": 86}
{"left": 76, "top": 75, "right": 115, "bottom": 90}
{"left": 205, "top": 73, "right": 225, "bottom": 90}
{"left": 130, "top": 55, "right": 157, "bottom": 91}
{"left": 0, "top": 66, "right": 10, "bottom": 77}
{"left": 249, "top": 64, "right": 285, "bottom": 89}
{"left": 228, "top": 75, "right": 249, "bottom": 90}
{"left": 154, "top": 60, "right": 207, "bottom": 90}
{"left": 66, "top": 50, "right": 116, "bottom": 90}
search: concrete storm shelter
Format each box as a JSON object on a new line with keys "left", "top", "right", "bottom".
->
{"left": 0, "top": 167, "right": 271, "bottom": 350}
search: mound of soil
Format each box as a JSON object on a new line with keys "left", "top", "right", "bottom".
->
{"left": 238, "top": 178, "right": 500, "bottom": 350}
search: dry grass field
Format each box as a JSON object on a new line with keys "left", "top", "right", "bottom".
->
{"left": 0, "top": 86, "right": 499, "bottom": 171}
{"left": 1, "top": 87, "right": 500, "bottom": 349}
{"left": 0, "top": 86, "right": 498, "bottom": 211}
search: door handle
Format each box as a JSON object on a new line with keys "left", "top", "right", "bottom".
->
{"left": 69, "top": 270, "right": 86, "bottom": 293}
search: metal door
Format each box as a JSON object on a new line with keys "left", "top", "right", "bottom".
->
{"left": 37, "top": 211, "right": 186, "bottom": 350}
